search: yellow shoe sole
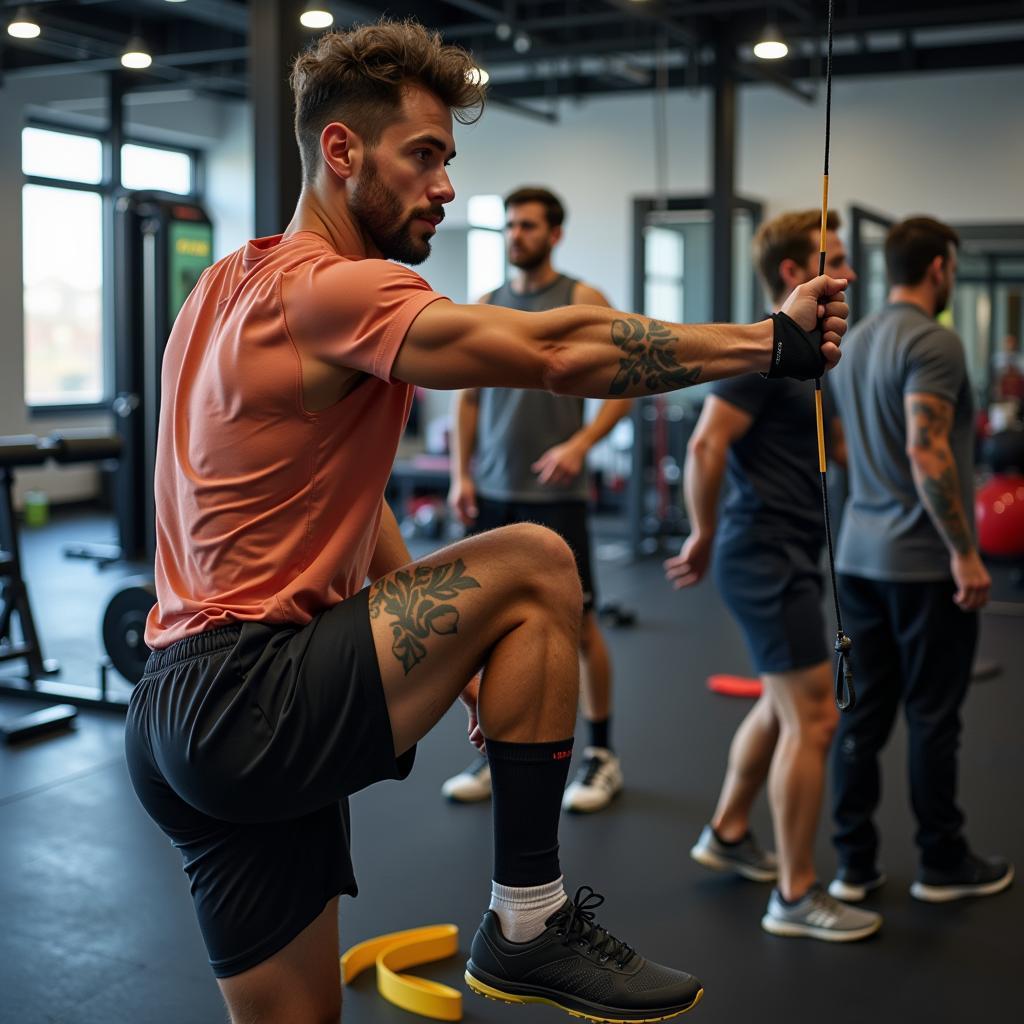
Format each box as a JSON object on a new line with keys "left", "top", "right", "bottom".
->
{"left": 464, "top": 970, "right": 704, "bottom": 1023}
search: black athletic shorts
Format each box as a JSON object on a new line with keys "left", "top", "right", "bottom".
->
{"left": 712, "top": 531, "right": 828, "bottom": 675}
{"left": 472, "top": 497, "right": 597, "bottom": 612}
{"left": 124, "top": 587, "right": 415, "bottom": 978}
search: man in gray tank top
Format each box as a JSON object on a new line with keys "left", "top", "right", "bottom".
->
{"left": 442, "top": 186, "right": 632, "bottom": 814}
{"left": 828, "top": 217, "right": 1012, "bottom": 904}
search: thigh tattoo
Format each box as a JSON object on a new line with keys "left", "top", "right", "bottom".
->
{"left": 369, "top": 559, "right": 482, "bottom": 674}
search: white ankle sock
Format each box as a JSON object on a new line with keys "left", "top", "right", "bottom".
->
{"left": 489, "top": 876, "right": 567, "bottom": 943}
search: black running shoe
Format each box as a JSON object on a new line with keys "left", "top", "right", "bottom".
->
{"left": 911, "top": 853, "right": 1014, "bottom": 903}
{"left": 466, "top": 886, "right": 704, "bottom": 1022}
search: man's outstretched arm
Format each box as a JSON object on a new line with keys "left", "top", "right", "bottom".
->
{"left": 394, "top": 276, "right": 848, "bottom": 396}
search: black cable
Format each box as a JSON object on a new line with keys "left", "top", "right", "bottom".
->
{"left": 815, "top": 0, "right": 855, "bottom": 711}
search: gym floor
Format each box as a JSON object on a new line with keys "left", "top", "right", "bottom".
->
{"left": 1, "top": 511, "right": 1020, "bottom": 1024}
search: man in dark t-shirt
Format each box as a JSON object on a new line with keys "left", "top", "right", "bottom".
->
{"left": 665, "top": 211, "right": 881, "bottom": 942}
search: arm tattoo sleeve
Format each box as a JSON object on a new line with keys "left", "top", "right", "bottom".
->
{"left": 909, "top": 397, "right": 970, "bottom": 554}
{"left": 909, "top": 399, "right": 949, "bottom": 451}
{"left": 369, "top": 559, "right": 481, "bottom": 674}
{"left": 609, "top": 318, "right": 702, "bottom": 395}
{"left": 921, "top": 465, "right": 972, "bottom": 556}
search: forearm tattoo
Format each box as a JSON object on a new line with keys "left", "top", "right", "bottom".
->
{"left": 369, "top": 559, "right": 481, "bottom": 674}
{"left": 609, "top": 318, "right": 702, "bottom": 395}
{"left": 921, "top": 465, "right": 972, "bottom": 555}
{"left": 910, "top": 400, "right": 949, "bottom": 451}
{"left": 909, "top": 398, "right": 969, "bottom": 553}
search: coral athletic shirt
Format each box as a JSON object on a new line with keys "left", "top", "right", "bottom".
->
{"left": 145, "top": 230, "right": 445, "bottom": 649}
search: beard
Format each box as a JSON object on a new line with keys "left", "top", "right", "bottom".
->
{"left": 935, "top": 283, "right": 951, "bottom": 316}
{"left": 349, "top": 155, "right": 441, "bottom": 266}
{"left": 509, "top": 241, "right": 552, "bottom": 271}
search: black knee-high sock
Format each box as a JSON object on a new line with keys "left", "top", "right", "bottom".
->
{"left": 486, "top": 737, "right": 574, "bottom": 887}
{"left": 588, "top": 717, "right": 611, "bottom": 751}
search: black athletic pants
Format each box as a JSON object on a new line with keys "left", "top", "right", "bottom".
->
{"left": 831, "top": 574, "right": 976, "bottom": 872}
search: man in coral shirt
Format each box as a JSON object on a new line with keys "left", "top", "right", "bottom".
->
{"left": 125, "top": 19, "right": 848, "bottom": 1024}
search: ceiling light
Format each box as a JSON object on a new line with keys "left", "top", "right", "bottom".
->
{"left": 512, "top": 31, "right": 531, "bottom": 54}
{"left": 121, "top": 37, "right": 153, "bottom": 69}
{"left": 300, "top": 5, "right": 333, "bottom": 29}
{"left": 7, "top": 6, "right": 41, "bottom": 39}
{"left": 495, "top": 22, "right": 512, "bottom": 42}
{"left": 754, "top": 24, "right": 788, "bottom": 60}
{"left": 467, "top": 66, "right": 489, "bottom": 86}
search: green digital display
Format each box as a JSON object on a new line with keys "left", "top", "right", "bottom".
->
{"left": 168, "top": 219, "right": 213, "bottom": 319}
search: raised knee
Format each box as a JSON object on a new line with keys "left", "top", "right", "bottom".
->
{"left": 508, "top": 523, "right": 583, "bottom": 612}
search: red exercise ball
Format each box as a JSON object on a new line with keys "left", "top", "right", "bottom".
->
{"left": 976, "top": 474, "right": 1024, "bottom": 558}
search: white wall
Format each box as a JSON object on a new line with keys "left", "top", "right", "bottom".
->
{"left": 736, "top": 67, "right": 1024, "bottom": 224}
{"left": 205, "top": 102, "right": 255, "bottom": 258}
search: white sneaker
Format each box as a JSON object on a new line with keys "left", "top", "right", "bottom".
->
{"left": 441, "top": 755, "right": 491, "bottom": 802}
{"left": 827, "top": 868, "right": 887, "bottom": 903}
{"left": 561, "top": 747, "right": 623, "bottom": 813}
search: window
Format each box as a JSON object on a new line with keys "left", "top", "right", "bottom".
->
{"left": 467, "top": 194, "right": 506, "bottom": 300}
{"left": 644, "top": 226, "right": 685, "bottom": 322}
{"left": 21, "top": 127, "right": 198, "bottom": 408}
{"left": 22, "top": 185, "right": 104, "bottom": 405}
{"left": 22, "top": 127, "right": 103, "bottom": 184}
{"left": 121, "top": 143, "right": 193, "bottom": 195}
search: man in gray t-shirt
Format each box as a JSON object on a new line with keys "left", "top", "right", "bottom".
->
{"left": 828, "top": 217, "right": 1012, "bottom": 904}
{"left": 443, "top": 187, "right": 632, "bottom": 814}
{"left": 833, "top": 305, "right": 975, "bottom": 581}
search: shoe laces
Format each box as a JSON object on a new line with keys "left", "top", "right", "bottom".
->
{"left": 580, "top": 753, "right": 609, "bottom": 787}
{"left": 551, "top": 886, "right": 636, "bottom": 968}
{"left": 806, "top": 885, "right": 843, "bottom": 921}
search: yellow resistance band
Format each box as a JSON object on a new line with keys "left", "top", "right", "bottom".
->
{"left": 341, "top": 924, "right": 462, "bottom": 1021}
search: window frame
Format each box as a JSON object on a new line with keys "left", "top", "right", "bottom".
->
{"left": 22, "top": 118, "right": 201, "bottom": 414}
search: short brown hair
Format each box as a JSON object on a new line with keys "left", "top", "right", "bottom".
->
{"left": 504, "top": 187, "right": 566, "bottom": 228}
{"left": 290, "top": 20, "right": 486, "bottom": 182}
{"left": 885, "top": 216, "right": 959, "bottom": 286}
{"left": 753, "top": 209, "right": 841, "bottom": 303}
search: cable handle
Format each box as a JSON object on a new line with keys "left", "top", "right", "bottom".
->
{"left": 834, "top": 632, "right": 855, "bottom": 711}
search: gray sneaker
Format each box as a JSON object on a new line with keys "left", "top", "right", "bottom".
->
{"left": 690, "top": 824, "right": 778, "bottom": 882}
{"left": 762, "top": 884, "right": 882, "bottom": 942}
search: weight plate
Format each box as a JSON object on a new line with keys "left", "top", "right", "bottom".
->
{"left": 102, "top": 578, "right": 156, "bottom": 684}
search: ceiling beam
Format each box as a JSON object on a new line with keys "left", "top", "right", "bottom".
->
{"left": 444, "top": 11, "right": 627, "bottom": 39}
{"left": 133, "top": 0, "right": 247, "bottom": 33}
{"left": 782, "top": 3, "right": 1024, "bottom": 38}
{"left": 487, "top": 36, "right": 1024, "bottom": 101}
{"left": 487, "top": 93, "right": 559, "bottom": 124}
